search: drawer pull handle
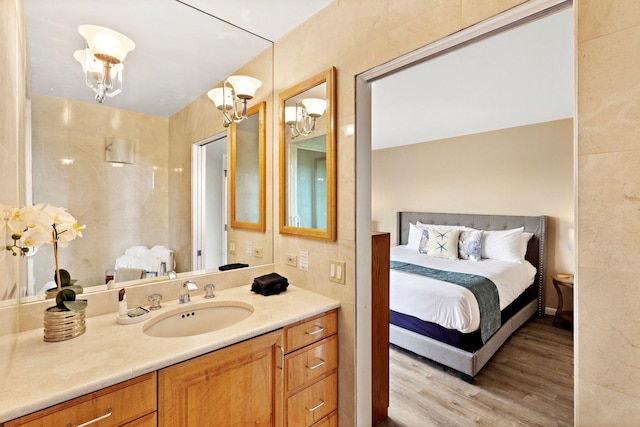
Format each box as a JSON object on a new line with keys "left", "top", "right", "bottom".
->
{"left": 306, "top": 358, "right": 326, "bottom": 370}
{"left": 305, "top": 325, "right": 325, "bottom": 336}
{"left": 278, "top": 345, "right": 284, "bottom": 370}
{"left": 68, "top": 407, "right": 112, "bottom": 427}
{"left": 305, "top": 399, "right": 326, "bottom": 413}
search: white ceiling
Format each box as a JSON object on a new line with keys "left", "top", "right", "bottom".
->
{"left": 371, "top": 8, "right": 574, "bottom": 150}
{"left": 24, "top": 0, "right": 333, "bottom": 117}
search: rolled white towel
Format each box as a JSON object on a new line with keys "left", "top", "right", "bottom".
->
{"left": 125, "top": 245, "right": 149, "bottom": 257}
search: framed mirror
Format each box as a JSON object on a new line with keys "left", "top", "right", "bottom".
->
{"left": 279, "top": 67, "right": 336, "bottom": 241}
{"left": 230, "top": 102, "right": 266, "bottom": 231}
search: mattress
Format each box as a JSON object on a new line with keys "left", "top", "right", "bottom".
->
{"left": 390, "top": 245, "right": 537, "bottom": 334}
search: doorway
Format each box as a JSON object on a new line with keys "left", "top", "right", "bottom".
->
{"left": 192, "top": 133, "right": 228, "bottom": 271}
{"left": 354, "top": 0, "right": 574, "bottom": 423}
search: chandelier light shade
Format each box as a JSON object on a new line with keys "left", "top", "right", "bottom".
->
{"left": 285, "top": 98, "right": 327, "bottom": 139}
{"left": 208, "top": 75, "right": 262, "bottom": 127}
{"left": 76, "top": 25, "right": 135, "bottom": 103}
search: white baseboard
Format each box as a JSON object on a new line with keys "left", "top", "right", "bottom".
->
{"left": 545, "top": 306, "right": 556, "bottom": 316}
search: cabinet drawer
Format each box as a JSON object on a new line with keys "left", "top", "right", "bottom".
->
{"left": 121, "top": 412, "right": 157, "bottom": 427}
{"left": 285, "top": 310, "right": 337, "bottom": 353}
{"left": 311, "top": 411, "right": 338, "bottom": 427}
{"left": 286, "top": 335, "right": 338, "bottom": 393}
{"left": 287, "top": 373, "right": 337, "bottom": 427}
{"left": 4, "top": 372, "right": 157, "bottom": 427}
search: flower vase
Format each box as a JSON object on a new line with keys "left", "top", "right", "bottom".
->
{"left": 43, "top": 306, "right": 86, "bottom": 342}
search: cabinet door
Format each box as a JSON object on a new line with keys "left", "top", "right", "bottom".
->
{"left": 4, "top": 373, "right": 156, "bottom": 427}
{"left": 158, "top": 330, "right": 283, "bottom": 427}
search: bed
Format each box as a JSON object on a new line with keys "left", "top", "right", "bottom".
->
{"left": 389, "top": 212, "right": 547, "bottom": 383}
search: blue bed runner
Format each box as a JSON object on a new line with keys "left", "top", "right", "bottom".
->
{"left": 390, "top": 260, "right": 500, "bottom": 343}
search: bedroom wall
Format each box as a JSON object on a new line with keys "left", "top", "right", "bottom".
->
{"left": 371, "top": 119, "right": 574, "bottom": 310}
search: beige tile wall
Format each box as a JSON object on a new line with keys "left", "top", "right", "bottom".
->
{"left": 29, "top": 94, "right": 169, "bottom": 290}
{"left": 576, "top": 0, "right": 640, "bottom": 423}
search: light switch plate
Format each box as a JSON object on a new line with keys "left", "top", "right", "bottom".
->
{"left": 229, "top": 240, "right": 236, "bottom": 254}
{"left": 329, "top": 260, "right": 346, "bottom": 284}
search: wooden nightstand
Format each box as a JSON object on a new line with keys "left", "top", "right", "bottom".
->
{"left": 552, "top": 273, "right": 574, "bottom": 330}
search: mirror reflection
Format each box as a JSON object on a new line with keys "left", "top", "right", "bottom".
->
{"left": 17, "top": 2, "right": 274, "bottom": 302}
{"left": 231, "top": 102, "right": 266, "bottom": 231}
{"left": 279, "top": 67, "right": 336, "bottom": 241}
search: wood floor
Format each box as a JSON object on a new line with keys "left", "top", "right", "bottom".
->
{"left": 378, "top": 315, "right": 574, "bottom": 427}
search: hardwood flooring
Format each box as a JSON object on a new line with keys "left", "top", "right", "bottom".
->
{"left": 378, "top": 315, "right": 574, "bottom": 427}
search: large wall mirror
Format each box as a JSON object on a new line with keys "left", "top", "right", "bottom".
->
{"left": 13, "top": 1, "right": 274, "bottom": 303}
{"left": 279, "top": 67, "right": 336, "bottom": 241}
{"left": 230, "top": 102, "right": 266, "bottom": 231}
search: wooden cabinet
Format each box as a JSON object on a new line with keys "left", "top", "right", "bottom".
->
{"left": 4, "top": 310, "right": 338, "bottom": 427}
{"left": 158, "top": 329, "right": 283, "bottom": 427}
{"left": 4, "top": 372, "right": 157, "bottom": 427}
{"left": 283, "top": 310, "right": 338, "bottom": 427}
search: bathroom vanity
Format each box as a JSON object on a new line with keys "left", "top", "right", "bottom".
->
{"left": 0, "top": 285, "right": 339, "bottom": 427}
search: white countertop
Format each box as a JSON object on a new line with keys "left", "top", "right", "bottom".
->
{"left": 0, "top": 285, "right": 340, "bottom": 423}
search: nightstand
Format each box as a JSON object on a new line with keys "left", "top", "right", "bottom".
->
{"left": 552, "top": 273, "right": 574, "bottom": 330}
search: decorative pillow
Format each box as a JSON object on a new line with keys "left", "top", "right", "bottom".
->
{"left": 426, "top": 228, "right": 460, "bottom": 260}
{"left": 418, "top": 231, "right": 429, "bottom": 254}
{"left": 481, "top": 227, "right": 524, "bottom": 262}
{"left": 458, "top": 229, "right": 483, "bottom": 261}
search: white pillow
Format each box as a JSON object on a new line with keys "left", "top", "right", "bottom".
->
{"left": 520, "top": 232, "right": 533, "bottom": 258}
{"left": 406, "top": 223, "right": 424, "bottom": 250}
{"left": 426, "top": 228, "right": 460, "bottom": 260}
{"left": 416, "top": 221, "right": 473, "bottom": 231}
{"left": 481, "top": 227, "right": 524, "bottom": 262}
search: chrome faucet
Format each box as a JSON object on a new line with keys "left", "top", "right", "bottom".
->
{"left": 179, "top": 280, "right": 198, "bottom": 303}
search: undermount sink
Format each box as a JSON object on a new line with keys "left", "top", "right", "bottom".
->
{"left": 143, "top": 301, "right": 254, "bottom": 338}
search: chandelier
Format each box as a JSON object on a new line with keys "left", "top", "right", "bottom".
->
{"left": 74, "top": 25, "right": 135, "bottom": 103}
{"left": 207, "top": 76, "right": 262, "bottom": 127}
{"left": 285, "top": 98, "right": 327, "bottom": 139}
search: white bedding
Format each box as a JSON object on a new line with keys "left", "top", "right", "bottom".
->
{"left": 390, "top": 245, "right": 537, "bottom": 333}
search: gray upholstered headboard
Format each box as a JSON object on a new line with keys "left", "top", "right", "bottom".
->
{"left": 397, "top": 212, "right": 547, "bottom": 316}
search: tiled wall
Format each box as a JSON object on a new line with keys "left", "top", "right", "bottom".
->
{"left": 29, "top": 94, "right": 169, "bottom": 290}
{"left": 576, "top": 1, "right": 640, "bottom": 423}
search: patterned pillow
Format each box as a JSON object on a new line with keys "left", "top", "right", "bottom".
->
{"left": 418, "top": 230, "right": 429, "bottom": 254}
{"left": 458, "top": 229, "right": 483, "bottom": 261}
{"left": 426, "top": 228, "right": 460, "bottom": 260}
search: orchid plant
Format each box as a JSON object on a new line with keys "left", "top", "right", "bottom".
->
{"left": 2, "top": 203, "right": 85, "bottom": 292}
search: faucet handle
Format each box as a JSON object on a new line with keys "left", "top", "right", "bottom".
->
{"left": 148, "top": 293, "right": 162, "bottom": 310}
{"left": 204, "top": 283, "right": 215, "bottom": 299}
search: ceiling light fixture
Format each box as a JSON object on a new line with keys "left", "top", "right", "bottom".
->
{"left": 207, "top": 76, "right": 262, "bottom": 127}
{"left": 285, "top": 98, "right": 327, "bottom": 139}
{"left": 74, "top": 25, "right": 135, "bottom": 104}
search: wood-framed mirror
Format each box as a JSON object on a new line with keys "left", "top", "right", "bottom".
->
{"left": 279, "top": 67, "right": 336, "bottom": 241}
{"left": 230, "top": 101, "right": 266, "bottom": 232}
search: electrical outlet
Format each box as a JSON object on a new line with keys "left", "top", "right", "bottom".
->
{"left": 253, "top": 247, "right": 263, "bottom": 258}
{"left": 285, "top": 254, "right": 297, "bottom": 267}
{"left": 229, "top": 240, "right": 236, "bottom": 254}
{"left": 329, "top": 260, "right": 346, "bottom": 284}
